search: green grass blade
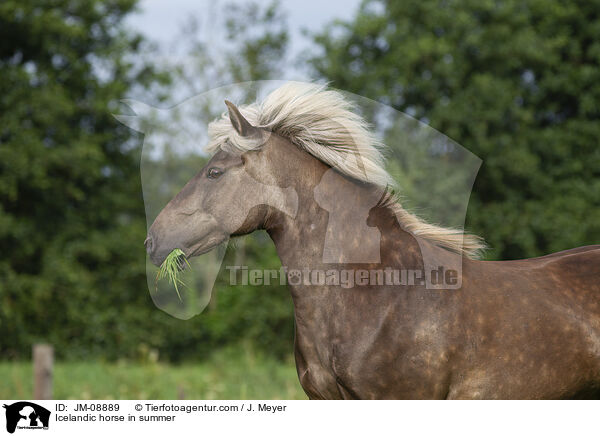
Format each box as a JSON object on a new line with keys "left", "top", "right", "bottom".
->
{"left": 154, "top": 248, "right": 190, "bottom": 301}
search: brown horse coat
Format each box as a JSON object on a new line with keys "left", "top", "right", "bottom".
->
{"left": 262, "top": 135, "right": 600, "bottom": 399}
{"left": 146, "top": 93, "right": 600, "bottom": 399}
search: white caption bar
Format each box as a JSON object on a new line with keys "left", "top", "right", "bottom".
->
{"left": 0, "top": 400, "right": 595, "bottom": 436}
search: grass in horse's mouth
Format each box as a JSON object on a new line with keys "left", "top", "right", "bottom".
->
{"left": 155, "top": 248, "right": 190, "bottom": 301}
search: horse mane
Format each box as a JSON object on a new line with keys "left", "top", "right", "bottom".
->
{"left": 207, "top": 82, "right": 486, "bottom": 259}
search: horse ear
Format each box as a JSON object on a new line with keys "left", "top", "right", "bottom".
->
{"left": 113, "top": 114, "right": 142, "bottom": 132}
{"left": 225, "top": 100, "right": 259, "bottom": 137}
{"left": 113, "top": 99, "right": 154, "bottom": 132}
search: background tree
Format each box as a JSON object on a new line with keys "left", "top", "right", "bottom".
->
{"left": 0, "top": 0, "right": 169, "bottom": 358}
{"left": 309, "top": 0, "right": 600, "bottom": 259}
{"left": 3, "top": 0, "right": 598, "bottom": 366}
{"left": 0, "top": 0, "right": 294, "bottom": 361}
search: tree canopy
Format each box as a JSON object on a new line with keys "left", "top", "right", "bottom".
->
{"left": 310, "top": 0, "right": 600, "bottom": 259}
{"left": 1, "top": 0, "right": 598, "bottom": 361}
{"left": 0, "top": 0, "right": 293, "bottom": 360}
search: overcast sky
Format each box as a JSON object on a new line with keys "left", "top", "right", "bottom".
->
{"left": 126, "top": 0, "right": 362, "bottom": 79}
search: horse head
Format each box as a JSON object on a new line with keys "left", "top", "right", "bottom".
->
{"left": 143, "top": 100, "right": 298, "bottom": 266}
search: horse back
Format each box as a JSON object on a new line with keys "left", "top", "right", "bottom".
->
{"left": 483, "top": 244, "right": 599, "bottom": 279}
{"left": 448, "top": 245, "right": 600, "bottom": 398}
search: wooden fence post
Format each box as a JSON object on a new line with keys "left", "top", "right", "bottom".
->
{"left": 33, "top": 344, "right": 53, "bottom": 400}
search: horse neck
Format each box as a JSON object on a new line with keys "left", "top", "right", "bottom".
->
{"left": 264, "top": 150, "right": 426, "bottom": 282}
{"left": 262, "top": 147, "right": 466, "bottom": 376}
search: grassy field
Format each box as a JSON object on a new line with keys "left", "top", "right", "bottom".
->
{"left": 0, "top": 348, "right": 307, "bottom": 400}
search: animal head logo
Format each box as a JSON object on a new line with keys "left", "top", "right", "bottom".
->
{"left": 2, "top": 402, "right": 50, "bottom": 434}
{"left": 115, "top": 81, "right": 482, "bottom": 319}
{"left": 115, "top": 87, "right": 300, "bottom": 319}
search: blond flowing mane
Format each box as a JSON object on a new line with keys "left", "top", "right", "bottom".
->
{"left": 207, "top": 82, "right": 485, "bottom": 259}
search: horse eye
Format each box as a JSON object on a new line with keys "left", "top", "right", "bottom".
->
{"left": 207, "top": 167, "right": 224, "bottom": 179}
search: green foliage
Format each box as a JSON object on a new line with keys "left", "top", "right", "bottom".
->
{"left": 5, "top": 0, "right": 596, "bottom": 367}
{"left": 225, "top": 1, "right": 289, "bottom": 83}
{"left": 309, "top": 0, "right": 600, "bottom": 259}
{"left": 0, "top": 0, "right": 296, "bottom": 362}
{"left": 0, "top": 0, "right": 165, "bottom": 359}
{"left": 169, "top": 0, "right": 288, "bottom": 98}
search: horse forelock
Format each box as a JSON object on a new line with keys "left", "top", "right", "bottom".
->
{"left": 206, "top": 82, "right": 486, "bottom": 259}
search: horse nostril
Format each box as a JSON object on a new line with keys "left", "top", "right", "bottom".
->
{"left": 144, "top": 235, "right": 154, "bottom": 254}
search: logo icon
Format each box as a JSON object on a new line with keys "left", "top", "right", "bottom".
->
{"left": 2, "top": 402, "right": 50, "bottom": 434}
